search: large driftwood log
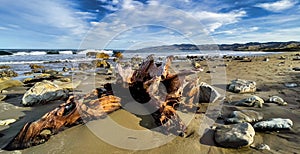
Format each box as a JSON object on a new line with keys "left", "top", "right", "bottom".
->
{"left": 119, "top": 56, "right": 196, "bottom": 136}
{"left": 4, "top": 88, "right": 121, "bottom": 150}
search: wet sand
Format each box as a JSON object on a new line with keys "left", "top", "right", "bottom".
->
{"left": 0, "top": 52, "right": 300, "bottom": 154}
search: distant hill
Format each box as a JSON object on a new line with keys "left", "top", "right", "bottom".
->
{"left": 137, "top": 41, "right": 300, "bottom": 52}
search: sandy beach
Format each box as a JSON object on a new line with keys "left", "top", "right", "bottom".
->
{"left": 0, "top": 52, "right": 299, "bottom": 154}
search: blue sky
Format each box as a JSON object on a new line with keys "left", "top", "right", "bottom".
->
{"left": 0, "top": 0, "right": 299, "bottom": 49}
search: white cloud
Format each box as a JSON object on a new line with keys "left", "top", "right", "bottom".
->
{"left": 256, "top": 0, "right": 297, "bottom": 12}
{"left": 188, "top": 10, "right": 246, "bottom": 32}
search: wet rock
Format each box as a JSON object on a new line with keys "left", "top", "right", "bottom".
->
{"left": 29, "top": 64, "right": 45, "bottom": 69}
{"left": 0, "top": 119, "right": 17, "bottom": 126}
{"left": 267, "top": 96, "right": 287, "bottom": 106}
{"left": 0, "top": 79, "right": 23, "bottom": 91}
{"left": 96, "top": 52, "right": 109, "bottom": 59}
{"left": 254, "top": 118, "right": 293, "bottom": 130}
{"left": 214, "top": 123, "right": 255, "bottom": 148}
{"left": 198, "top": 82, "right": 220, "bottom": 103}
{"left": 92, "top": 60, "right": 111, "bottom": 68}
{"left": 234, "top": 95, "right": 264, "bottom": 108}
{"left": 112, "top": 51, "right": 123, "bottom": 59}
{"left": 225, "top": 110, "right": 263, "bottom": 124}
{"left": 0, "top": 70, "right": 18, "bottom": 78}
{"left": 22, "top": 80, "right": 68, "bottom": 106}
{"left": 0, "top": 65, "right": 11, "bottom": 69}
{"left": 228, "top": 79, "right": 256, "bottom": 93}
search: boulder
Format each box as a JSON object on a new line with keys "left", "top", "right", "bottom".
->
{"left": 228, "top": 79, "right": 256, "bottom": 93}
{"left": 267, "top": 96, "right": 287, "bottom": 106}
{"left": 214, "top": 123, "right": 255, "bottom": 148}
{"left": 0, "top": 79, "right": 23, "bottom": 91}
{"left": 225, "top": 110, "right": 263, "bottom": 124}
{"left": 253, "top": 118, "right": 293, "bottom": 130}
{"left": 0, "top": 70, "right": 18, "bottom": 78}
{"left": 234, "top": 95, "right": 264, "bottom": 108}
{"left": 199, "top": 82, "right": 220, "bottom": 103}
{"left": 22, "top": 80, "right": 68, "bottom": 106}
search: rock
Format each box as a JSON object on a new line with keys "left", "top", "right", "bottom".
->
{"left": 78, "top": 63, "right": 94, "bottom": 71}
{"left": 234, "top": 95, "right": 264, "bottom": 108}
{"left": 53, "top": 80, "right": 81, "bottom": 91}
{"left": 192, "top": 61, "right": 201, "bottom": 69}
{"left": 284, "top": 83, "right": 298, "bottom": 88}
{"left": 0, "top": 65, "right": 11, "bottom": 69}
{"left": 57, "top": 77, "right": 71, "bottom": 82}
{"left": 0, "top": 94, "right": 7, "bottom": 101}
{"left": 225, "top": 110, "right": 263, "bottom": 124}
{"left": 0, "top": 119, "right": 17, "bottom": 126}
{"left": 263, "top": 58, "right": 269, "bottom": 62}
{"left": 228, "top": 79, "right": 256, "bottom": 93}
{"left": 0, "top": 79, "right": 23, "bottom": 91}
{"left": 0, "top": 70, "right": 18, "bottom": 78}
{"left": 62, "top": 67, "right": 69, "bottom": 72}
{"left": 112, "top": 51, "right": 123, "bottom": 58}
{"left": 255, "top": 143, "right": 271, "bottom": 151}
{"left": 92, "top": 60, "right": 111, "bottom": 68}
{"left": 267, "top": 96, "right": 287, "bottom": 106}
{"left": 254, "top": 118, "right": 293, "bottom": 130}
{"left": 214, "top": 123, "right": 255, "bottom": 148}
{"left": 43, "top": 69, "right": 61, "bottom": 75}
{"left": 199, "top": 82, "right": 220, "bottom": 103}
{"left": 293, "top": 67, "right": 300, "bottom": 71}
{"left": 22, "top": 80, "right": 68, "bottom": 106}
{"left": 96, "top": 52, "right": 109, "bottom": 59}
{"left": 29, "top": 64, "right": 45, "bottom": 69}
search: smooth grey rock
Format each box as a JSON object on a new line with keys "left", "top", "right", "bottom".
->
{"left": 254, "top": 118, "right": 293, "bottom": 130}
{"left": 22, "top": 80, "right": 68, "bottom": 106}
{"left": 214, "top": 123, "right": 255, "bottom": 148}
{"left": 225, "top": 110, "right": 263, "bottom": 123}
{"left": 267, "top": 96, "right": 287, "bottom": 106}
{"left": 199, "top": 82, "right": 220, "bottom": 103}
{"left": 234, "top": 95, "right": 264, "bottom": 108}
{"left": 228, "top": 79, "right": 256, "bottom": 93}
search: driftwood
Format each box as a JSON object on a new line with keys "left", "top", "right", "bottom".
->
{"left": 5, "top": 88, "right": 121, "bottom": 150}
{"left": 5, "top": 55, "right": 199, "bottom": 150}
